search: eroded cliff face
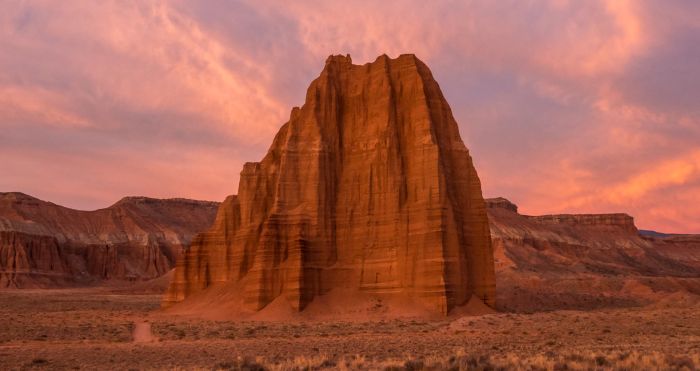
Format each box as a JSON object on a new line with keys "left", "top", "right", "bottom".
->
{"left": 164, "top": 54, "right": 495, "bottom": 315}
{"left": 527, "top": 214, "right": 637, "bottom": 232}
{"left": 486, "top": 198, "right": 700, "bottom": 312}
{"left": 0, "top": 192, "right": 219, "bottom": 288}
{"left": 0, "top": 231, "right": 71, "bottom": 287}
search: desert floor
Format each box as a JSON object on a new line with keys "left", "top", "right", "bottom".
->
{"left": 1, "top": 289, "right": 698, "bottom": 370}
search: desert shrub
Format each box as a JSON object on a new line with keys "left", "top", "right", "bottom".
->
{"left": 403, "top": 359, "right": 424, "bottom": 371}
{"left": 32, "top": 358, "right": 49, "bottom": 365}
{"left": 214, "top": 357, "right": 266, "bottom": 371}
{"left": 445, "top": 354, "right": 496, "bottom": 371}
{"left": 667, "top": 355, "right": 695, "bottom": 370}
{"left": 595, "top": 355, "right": 609, "bottom": 366}
{"left": 318, "top": 359, "right": 337, "bottom": 368}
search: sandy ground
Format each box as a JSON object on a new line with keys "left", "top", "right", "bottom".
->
{"left": 1, "top": 288, "right": 699, "bottom": 370}
{"left": 132, "top": 321, "right": 156, "bottom": 343}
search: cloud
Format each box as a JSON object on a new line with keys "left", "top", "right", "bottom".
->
{"left": 555, "top": 150, "right": 700, "bottom": 206}
{"left": 262, "top": 0, "right": 646, "bottom": 80}
{"left": 0, "top": 86, "right": 90, "bottom": 128}
{"left": 607, "top": 151, "right": 700, "bottom": 202}
{"left": 0, "top": 1, "right": 287, "bottom": 141}
{"left": 0, "top": 0, "right": 698, "bottom": 232}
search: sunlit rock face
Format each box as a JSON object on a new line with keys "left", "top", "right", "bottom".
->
{"left": 164, "top": 54, "right": 495, "bottom": 315}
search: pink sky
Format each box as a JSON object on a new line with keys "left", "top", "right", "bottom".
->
{"left": 1, "top": 1, "right": 699, "bottom": 233}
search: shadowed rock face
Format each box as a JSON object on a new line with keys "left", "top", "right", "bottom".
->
{"left": 164, "top": 54, "right": 495, "bottom": 314}
{"left": 0, "top": 192, "right": 219, "bottom": 288}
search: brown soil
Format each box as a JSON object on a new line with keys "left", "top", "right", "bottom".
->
{"left": 1, "top": 288, "right": 698, "bottom": 370}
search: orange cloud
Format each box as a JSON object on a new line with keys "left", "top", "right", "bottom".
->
{"left": 0, "top": 86, "right": 90, "bottom": 128}
{"left": 604, "top": 151, "right": 700, "bottom": 203}
{"left": 584, "top": 0, "right": 643, "bottom": 75}
{"left": 0, "top": 0, "right": 697, "bottom": 233}
{"left": 517, "top": 150, "right": 700, "bottom": 232}
{"left": 270, "top": 0, "right": 647, "bottom": 80}
{"left": 1, "top": 1, "right": 286, "bottom": 142}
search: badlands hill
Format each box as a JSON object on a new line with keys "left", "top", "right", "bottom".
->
{"left": 0, "top": 192, "right": 218, "bottom": 288}
{"left": 487, "top": 198, "right": 700, "bottom": 312}
{"left": 163, "top": 54, "right": 496, "bottom": 317}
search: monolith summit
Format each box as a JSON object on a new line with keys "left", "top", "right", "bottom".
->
{"left": 163, "top": 54, "right": 495, "bottom": 315}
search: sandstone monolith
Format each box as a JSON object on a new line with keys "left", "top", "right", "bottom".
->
{"left": 164, "top": 54, "right": 496, "bottom": 315}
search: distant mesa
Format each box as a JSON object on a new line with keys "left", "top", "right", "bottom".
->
{"left": 163, "top": 54, "right": 496, "bottom": 317}
{"left": 639, "top": 229, "right": 677, "bottom": 239}
{"left": 485, "top": 197, "right": 518, "bottom": 213}
{"left": 0, "top": 192, "right": 218, "bottom": 288}
{"left": 486, "top": 196, "right": 637, "bottom": 232}
{"left": 485, "top": 197, "right": 700, "bottom": 312}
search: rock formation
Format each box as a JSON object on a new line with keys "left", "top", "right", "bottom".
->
{"left": 486, "top": 198, "right": 700, "bottom": 312}
{"left": 0, "top": 192, "right": 219, "bottom": 288}
{"left": 485, "top": 197, "right": 518, "bottom": 213}
{"left": 164, "top": 54, "right": 495, "bottom": 315}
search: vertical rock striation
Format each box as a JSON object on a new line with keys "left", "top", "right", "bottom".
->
{"left": 164, "top": 54, "right": 495, "bottom": 315}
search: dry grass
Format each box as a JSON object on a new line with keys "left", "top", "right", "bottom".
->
{"left": 171, "top": 351, "right": 699, "bottom": 370}
{"left": 0, "top": 288, "right": 698, "bottom": 370}
{"left": 0, "top": 289, "right": 158, "bottom": 343}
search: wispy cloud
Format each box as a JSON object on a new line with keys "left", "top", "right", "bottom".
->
{"left": 0, "top": 0, "right": 698, "bottom": 232}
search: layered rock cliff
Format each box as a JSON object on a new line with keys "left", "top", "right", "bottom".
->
{"left": 0, "top": 192, "right": 219, "bottom": 288}
{"left": 486, "top": 198, "right": 700, "bottom": 312}
{"left": 164, "top": 54, "right": 495, "bottom": 315}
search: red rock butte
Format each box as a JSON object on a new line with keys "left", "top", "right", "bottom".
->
{"left": 163, "top": 54, "right": 495, "bottom": 315}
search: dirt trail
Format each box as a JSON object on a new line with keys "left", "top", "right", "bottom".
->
{"left": 132, "top": 321, "right": 156, "bottom": 343}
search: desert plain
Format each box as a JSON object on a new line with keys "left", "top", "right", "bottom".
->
{"left": 1, "top": 285, "right": 698, "bottom": 370}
